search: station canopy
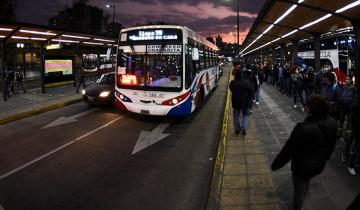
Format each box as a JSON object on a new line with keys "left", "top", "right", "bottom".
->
{"left": 0, "top": 22, "right": 117, "bottom": 47}
{"left": 240, "top": 0, "right": 360, "bottom": 56}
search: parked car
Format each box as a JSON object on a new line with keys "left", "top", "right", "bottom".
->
{"left": 82, "top": 72, "right": 115, "bottom": 106}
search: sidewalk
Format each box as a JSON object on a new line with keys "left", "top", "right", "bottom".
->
{"left": 208, "top": 84, "right": 360, "bottom": 210}
{"left": 0, "top": 84, "right": 87, "bottom": 125}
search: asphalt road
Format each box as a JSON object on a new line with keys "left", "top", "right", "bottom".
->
{"left": 0, "top": 65, "right": 231, "bottom": 210}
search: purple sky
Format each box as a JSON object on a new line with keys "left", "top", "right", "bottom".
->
{"left": 15, "top": 0, "right": 266, "bottom": 43}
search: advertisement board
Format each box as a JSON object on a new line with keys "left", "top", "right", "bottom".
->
{"left": 44, "top": 59, "right": 74, "bottom": 87}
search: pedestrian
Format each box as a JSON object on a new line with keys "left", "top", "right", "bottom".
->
{"left": 253, "top": 64, "right": 264, "bottom": 105}
{"left": 15, "top": 70, "right": 26, "bottom": 93}
{"left": 229, "top": 70, "right": 255, "bottom": 135}
{"left": 303, "top": 66, "right": 315, "bottom": 106}
{"left": 291, "top": 66, "right": 305, "bottom": 112}
{"left": 314, "top": 65, "right": 329, "bottom": 94}
{"left": 76, "top": 60, "right": 86, "bottom": 93}
{"left": 232, "top": 61, "right": 241, "bottom": 79}
{"left": 344, "top": 85, "right": 360, "bottom": 175}
{"left": 339, "top": 76, "right": 355, "bottom": 131}
{"left": 271, "top": 95, "right": 337, "bottom": 210}
{"left": 321, "top": 72, "right": 342, "bottom": 121}
{"left": 6, "top": 68, "right": 16, "bottom": 97}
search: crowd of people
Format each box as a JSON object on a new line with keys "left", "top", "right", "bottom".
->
{"left": 229, "top": 60, "right": 360, "bottom": 210}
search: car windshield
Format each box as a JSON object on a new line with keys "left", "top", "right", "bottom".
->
{"left": 97, "top": 73, "right": 115, "bottom": 85}
{"left": 117, "top": 47, "right": 183, "bottom": 91}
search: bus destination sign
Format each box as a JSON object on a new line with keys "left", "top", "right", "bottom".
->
{"left": 128, "top": 30, "right": 178, "bottom": 41}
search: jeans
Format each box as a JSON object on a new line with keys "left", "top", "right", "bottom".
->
{"left": 293, "top": 88, "right": 304, "bottom": 106}
{"left": 233, "top": 108, "right": 250, "bottom": 132}
{"left": 255, "top": 86, "right": 261, "bottom": 103}
{"left": 292, "top": 173, "right": 310, "bottom": 210}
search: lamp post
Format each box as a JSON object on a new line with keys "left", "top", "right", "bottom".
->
{"left": 236, "top": 0, "right": 239, "bottom": 48}
{"left": 106, "top": 4, "right": 116, "bottom": 25}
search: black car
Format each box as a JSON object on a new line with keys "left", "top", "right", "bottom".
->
{"left": 82, "top": 72, "right": 115, "bottom": 106}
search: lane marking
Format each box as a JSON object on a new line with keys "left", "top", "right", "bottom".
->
{"left": 42, "top": 108, "right": 99, "bottom": 129}
{"left": 0, "top": 114, "right": 127, "bottom": 181}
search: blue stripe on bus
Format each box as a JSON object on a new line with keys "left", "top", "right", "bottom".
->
{"left": 167, "top": 96, "right": 192, "bottom": 116}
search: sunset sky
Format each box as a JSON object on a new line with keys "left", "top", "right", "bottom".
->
{"left": 15, "top": 0, "right": 266, "bottom": 43}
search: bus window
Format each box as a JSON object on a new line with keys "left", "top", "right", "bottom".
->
{"left": 185, "top": 43, "right": 197, "bottom": 89}
{"left": 199, "top": 44, "right": 206, "bottom": 69}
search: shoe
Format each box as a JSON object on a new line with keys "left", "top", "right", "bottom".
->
{"left": 249, "top": 110, "right": 253, "bottom": 115}
{"left": 255, "top": 102, "right": 259, "bottom": 105}
{"left": 341, "top": 155, "right": 347, "bottom": 162}
{"left": 293, "top": 104, "right": 297, "bottom": 108}
{"left": 241, "top": 128, "right": 246, "bottom": 136}
{"left": 301, "top": 106, "right": 305, "bottom": 112}
{"left": 348, "top": 167, "right": 356, "bottom": 175}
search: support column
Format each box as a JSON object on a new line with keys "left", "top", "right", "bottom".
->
{"left": 72, "top": 45, "right": 77, "bottom": 88}
{"left": 40, "top": 43, "right": 45, "bottom": 94}
{"left": 314, "top": 33, "right": 321, "bottom": 73}
{"left": 21, "top": 46, "right": 26, "bottom": 80}
{"left": 97, "top": 47, "right": 101, "bottom": 78}
{"left": 1, "top": 41, "right": 6, "bottom": 101}
{"left": 280, "top": 44, "right": 286, "bottom": 65}
{"left": 291, "top": 40, "right": 299, "bottom": 66}
{"left": 352, "top": 21, "right": 360, "bottom": 86}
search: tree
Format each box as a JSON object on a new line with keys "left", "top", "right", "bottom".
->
{"left": 0, "top": 0, "right": 17, "bottom": 22}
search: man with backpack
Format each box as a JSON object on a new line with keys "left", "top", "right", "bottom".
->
{"left": 229, "top": 70, "right": 255, "bottom": 135}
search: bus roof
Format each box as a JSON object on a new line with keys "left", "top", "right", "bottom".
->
{"left": 120, "top": 25, "right": 218, "bottom": 51}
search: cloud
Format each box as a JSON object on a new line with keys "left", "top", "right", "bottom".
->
{"left": 15, "top": 0, "right": 264, "bottom": 43}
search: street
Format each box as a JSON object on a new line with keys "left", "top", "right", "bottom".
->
{"left": 0, "top": 67, "right": 230, "bottom": 210}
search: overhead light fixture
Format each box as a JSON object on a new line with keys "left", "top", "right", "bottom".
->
{"left": 52, "top": 39, "right": 80, "bottom": 43}
{"left": 11, "top": 36, "right": 30, "bottom": 40}
{"left": 20, "top": 29, "right": 56, "bottom": 36}
{"left": 0, "top": 35, "right": 6, "bottom": 38}
{"left": 274, "top": 5, "right": 297, "bottom": 24}
{"left": 281, "top": 29, "right": 298, "bottom": 38}
{"left": 300, "top": 14, "right": 332, "bottom": 30}
{"left": 30, "top": 37, "right": 47, "bottom": 41}
{"left": 0, "top": 28, "right": 13, "bottom": 31}
{"left": 83, "top": 41, "right": 104, "bottom": 45}
{"left": 336, "top": 0, "right": 360, "bottom": 13}
{"left": 62, "top": 34, "right": 90, "bottom": 39}
{"left": 262, "top": 25, "right": 274, "bottom": 35}
{"left": 94, "top": 38, "right": 115, "bottom": 43}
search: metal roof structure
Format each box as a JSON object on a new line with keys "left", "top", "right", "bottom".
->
{"left": 0, "top": 22, "right": 117, "bottom": 47}
{"left": 240, "top": 0, "right": 360, "bottom": 56}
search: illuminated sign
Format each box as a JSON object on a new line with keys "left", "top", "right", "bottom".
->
{"left": 45, "top": 60, "right": 73, "bottom": 75}
{"left": 129, "top": 30, "right": 178, "bottom": 41}
{"left": 298, "top": 49, "right": 339, "bottom": 68}
{"left": 46, "top": 44, "right": 61, "bottom": 50}
{"left": 147, "top": 45, "right": 181, "bottom": 54}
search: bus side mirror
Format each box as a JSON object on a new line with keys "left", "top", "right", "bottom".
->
{"left": 192, "top": 48, "right": 199, "bottom": 61}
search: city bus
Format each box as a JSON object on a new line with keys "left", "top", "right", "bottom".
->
{"left": 115, "top": 25, "right": 220, "bottom": 116}
{"left": 297, "top": 32, "right": 355, "bottom": 84}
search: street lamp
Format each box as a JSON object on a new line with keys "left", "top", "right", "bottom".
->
{"left": 106, "top": 4, "right": 116, "bottom": 25}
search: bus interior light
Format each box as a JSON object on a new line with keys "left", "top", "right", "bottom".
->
{"left": 0, "top": 28, "right": 13, "bottom": 31}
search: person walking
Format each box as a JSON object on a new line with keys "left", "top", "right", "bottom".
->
{"left": 253, "top": 65, "right": 264, "bottom": 105}
{"left": 229, "top": 70, "right": 255, "bottom": 135}
{"left": 321, "top": 72, "right": 342, "bottom": 121}
{"left": 291, "top": 66, "right": 305, "bottom": 112}
{"left": 6, "top": 68, "right": 16, "bottom": 98}
{"left": 271, "top": 95, "right": 337, "bottom": 210}
{"left": 76, "top": 60, "right": 86, "bottom": 93}
{"left": 15, "top": 70, "right": 26, "bottom": 93}
{"left": 344, "top": 86, "right": 360, "bottom": 175}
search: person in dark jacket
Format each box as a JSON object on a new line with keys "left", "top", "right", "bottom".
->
{"left": 321, "top": 72, "right": 342, "bottom": 120}
{"left": 229, "top": 70, "right": 255, "bottom": 135}
{"left": 271, "top": 95, "right": 337, "bottom": 210}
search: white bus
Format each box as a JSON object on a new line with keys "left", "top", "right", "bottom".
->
{"left": 115, "top": 25, "right": 220, "bottom": 116}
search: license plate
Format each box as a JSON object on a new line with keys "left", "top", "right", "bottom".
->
{"left": 141, "top": 109, "right": 150, "bottom": 114}
{"left": 87, "top": 96, "right": 94, "bottom": 102}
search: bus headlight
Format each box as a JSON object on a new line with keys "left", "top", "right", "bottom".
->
{"left": 99, "top": 91, "right": 110, "bottom": 98}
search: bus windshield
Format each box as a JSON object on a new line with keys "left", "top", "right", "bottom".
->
{"left": 117, "top": 52, "right": 183, "bottom": 91}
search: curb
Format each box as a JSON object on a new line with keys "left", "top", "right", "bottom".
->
{"left": 0, "top": 96, "right": 82, "bottom": 125}
{"left": 206, "top": 70, "right": 232, "bottom": 210}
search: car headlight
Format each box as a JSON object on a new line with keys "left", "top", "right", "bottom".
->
{"left": 81, "top": 89, "right": 86, "bottom": 95}
{"left": 99, "top": 91, "right": 111, "bottom": 98}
